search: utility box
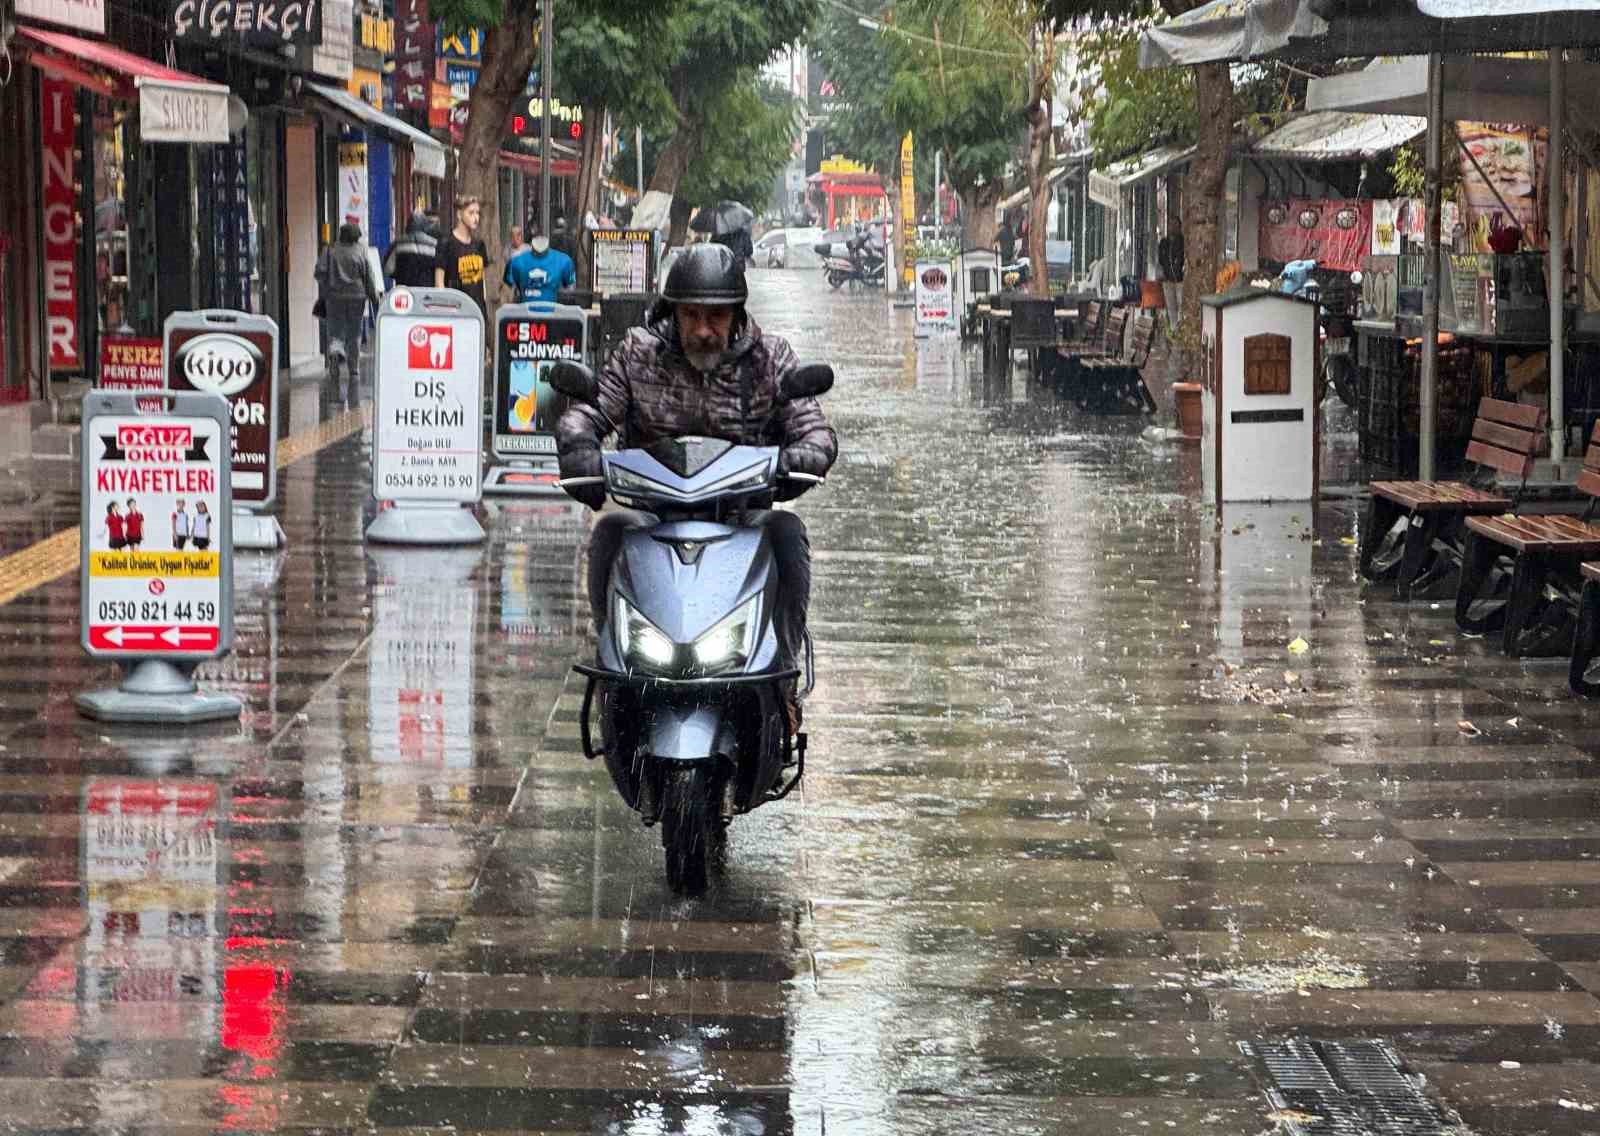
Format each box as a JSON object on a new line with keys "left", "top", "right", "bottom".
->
{"left": 1199, "top": 290, "right": 1319, "bottom": 505}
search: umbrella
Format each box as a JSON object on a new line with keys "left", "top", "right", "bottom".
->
{"left": 690, "top": 200, "right": 756, "bottom": 236}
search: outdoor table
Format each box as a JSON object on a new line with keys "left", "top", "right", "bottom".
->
{"left": 978, "top": 305, "right": 1078, "bottom": 374}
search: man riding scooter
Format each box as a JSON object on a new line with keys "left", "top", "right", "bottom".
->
{"left": 555, "top": 243, "right": 838, "bottom": 729}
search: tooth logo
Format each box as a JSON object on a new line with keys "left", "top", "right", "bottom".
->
{"left": 407, "top": 325, "right": 453, "bottom": 370}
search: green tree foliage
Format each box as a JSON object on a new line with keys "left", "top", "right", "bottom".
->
{"left": 679, "top": 79, "right": 803, "bottom": 210}
{"left": 1073, "top": 16, "right": 1195, "bottom": 165}
{"left": 645, "top": 0, "right": 819, "bottom": 197}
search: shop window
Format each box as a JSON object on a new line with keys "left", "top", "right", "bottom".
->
{"left": 92, "top": 97, "right": 133, "bottom": 335}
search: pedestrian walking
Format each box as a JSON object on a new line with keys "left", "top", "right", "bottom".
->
{"left": 171, "top": 499, "right": 190, "bottom": 550}
{"left": 385, "top": 211, "right": 440, "bottom": 288}
{"left": 434, "top": 195, "right": 490, "bottom": 322}
{"left": 316, "top": 222, "right": 382, "bottom": 402}
{"left": 501, "top": 225, "right": 529, "bottom": 304}
{"left": 191, "top": 501, "right": 212, "bottom": 551}
{"left": 123, "top": 498, "right": 143, "bottom": 551}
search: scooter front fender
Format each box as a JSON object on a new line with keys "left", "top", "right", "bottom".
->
{"left": 647, "top": 702, "right": 737, "bottom": 763}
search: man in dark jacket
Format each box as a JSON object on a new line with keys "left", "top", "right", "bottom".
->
{"left": 385, "top": 211, "right": 439, "bottom": 288}
{"left": 557, "top": 243, "right": 837, "bottom": 686}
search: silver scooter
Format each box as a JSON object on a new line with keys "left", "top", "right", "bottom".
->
{"left": 550, "top": 361, "right": 833, "bottom": 895}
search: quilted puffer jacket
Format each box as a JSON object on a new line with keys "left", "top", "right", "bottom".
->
{"left": 556, "top": 309, "right": 838, "bottom": 487}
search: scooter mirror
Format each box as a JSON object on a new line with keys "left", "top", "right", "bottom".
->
{"left": 782, "top": 364, "right": 834, "bottom": 403}
{"left": 549, "top": 361, "right": 599, "bottom": 404}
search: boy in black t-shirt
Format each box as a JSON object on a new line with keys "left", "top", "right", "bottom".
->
{"left": 434, "top": 195, "right": 490, "bottom": 318}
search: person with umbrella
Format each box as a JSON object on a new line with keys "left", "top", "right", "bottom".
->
{"left": 692, "top": 200, "right": 756, "bottom": 269}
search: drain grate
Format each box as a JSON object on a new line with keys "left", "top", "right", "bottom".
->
{"left": 1243, "top": 1039, "right": 1465, "bottom": 1135}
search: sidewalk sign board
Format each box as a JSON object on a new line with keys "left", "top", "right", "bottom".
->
{"left": 483, "top": 300, "right": 587, "bottom": 496}
{"left": 366, "top": 287, "right": 486, "bottom": 544}
{"left": 914, "top": 260, "right": 958, "bottom": 337}
{"left": 163, "top": 310, "right": 283, "bottom": 550}
{"left": 76, "top": 390, "right": 241, "bottom": 723}
{"left": 99, "top": 335, "right": 166, "bottom": 412}
{"left": 590, "top": 229, "right": 657, "bottom": 296}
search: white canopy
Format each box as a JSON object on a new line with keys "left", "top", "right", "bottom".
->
{"left": 1307, "top": 55, "right": 1600, "bottom": 125}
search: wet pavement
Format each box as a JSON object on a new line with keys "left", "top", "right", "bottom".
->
{"left": 2, "top": 270, "right": 1600, "bottom": 1133}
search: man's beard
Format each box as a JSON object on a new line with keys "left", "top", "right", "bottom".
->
{"left": 685, "top": 344, "right": 724, "bottom": 373}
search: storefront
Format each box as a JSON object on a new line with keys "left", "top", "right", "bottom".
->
{"left": 2, "top": 25, "right": 230, "bottom": 397}
{"left": 1088, "top": 144, "right": 1195, "bottom": 300}
{"left": 807, "top": 160, "right": 887, "bottom": 229}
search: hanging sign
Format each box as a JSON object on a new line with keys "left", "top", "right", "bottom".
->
{"left": 170, "top": 0, "right": 322, "bottom": 47}
{"left": 40, "top": 77, "right": 81, "bottom": 374}
{"left": 491, "top": 303, "right": 585, "bottom": 462}
{"left": 393, "top": 0, "right": 433, "bottom": 112}
{"left": 81, "top": 391, "right": 233, "bottom": 661}
{"left": 164, "top": 310, "right": 280, "bottom": 508}
{"left": 373, "top": 289, "right": 484, "bottom": 502}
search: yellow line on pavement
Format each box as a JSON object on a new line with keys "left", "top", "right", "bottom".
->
{"left": 0, "top": 401, "right": 370, "bottom": 607}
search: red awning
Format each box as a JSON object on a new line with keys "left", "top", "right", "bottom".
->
{"left": 498, "top": 150, "right": 579, "bottom": 178}
{"left": 17, "top": 26, "right": 212, "bottom": 99}
{"left": 16, "top": 26, "right": 231, "bottom": 142}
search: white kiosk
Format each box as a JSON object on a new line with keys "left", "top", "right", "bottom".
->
{"left": 1199, "top": 290, "right": 1320, "bottom": 506}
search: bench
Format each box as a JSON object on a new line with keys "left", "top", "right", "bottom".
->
{"left": 1074, "top": 313, "right": 1158, "bottom": 415}
{"left": 1361, "top": 398, "right": 1547, "bottom": 600}
{"left": 1569, "top": 561, "right": 1600, "bottom": 694}
{"left": 1049, "top": 306, "right": 1127, "bottom": 391}
{"left": 1456, "top": 421, "right": 1600, "bottom": 657}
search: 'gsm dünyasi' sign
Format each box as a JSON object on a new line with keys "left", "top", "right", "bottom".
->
{"left": 171, "top": 0, "right": 322, "bottom": 47}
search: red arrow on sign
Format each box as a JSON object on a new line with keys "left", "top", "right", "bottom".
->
{"left": 89, "top": 625, "right": 220, "bottom": 653}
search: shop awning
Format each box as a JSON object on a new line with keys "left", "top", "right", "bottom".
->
{"left": 1138, "top": 0, "right": 1600, "bottom": 69}
{"left": 997, "top": 151, "right": 1091, "bottom": 212}
{"left": 15, "top": 26, "right": 231, "bottom": 143}
{"left": 1088, "top": 145, "right": 1196, "bottom": 209}
{"left": 305, "top": 82, "right": 447, "bottom": 180}
{"left": 497, "top": 149, "right": 579, "bottom": 178}
{"left": 1307, "top": 55, "right": 1600, "bottom": 125}
{"left": 1251, "top": 111, "right": 1426, "bottom": 162}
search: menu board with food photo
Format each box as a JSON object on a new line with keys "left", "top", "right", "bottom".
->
{"left": 1457, "top": 122, "right": 1546, "bottom": 254}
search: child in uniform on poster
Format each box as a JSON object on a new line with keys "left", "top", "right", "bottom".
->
{"left": 191, "top": 501, "right": 212, "bottom": 551}
{"left": 172, "top": 499, "right": 191, "bottom": 550}
{"left": 123, "top": 499, "right": 144, "bottom": 551}
{"left": 104, "top": 503, "right": 126, "bottom": 551}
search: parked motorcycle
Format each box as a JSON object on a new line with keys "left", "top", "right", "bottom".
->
{"left": 818, "top": 235, "right": 886, "bottom": 291}
{"left": 551, "top": 360, "right": 834, "bottom": 896}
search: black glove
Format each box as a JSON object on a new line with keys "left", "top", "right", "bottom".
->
{"left": 774, "top": 449, "right": 804, "bottom": 502}
{"left": 559, "top": 448, "right": 606, "bottom": 511}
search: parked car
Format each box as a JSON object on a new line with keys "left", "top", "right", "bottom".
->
{"left": 753, "top": 227, "right": 824, "bottom": 269}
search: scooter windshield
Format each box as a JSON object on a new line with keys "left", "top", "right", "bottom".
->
{"left": 644, "top": 437, "right": 735, "bottom": 478}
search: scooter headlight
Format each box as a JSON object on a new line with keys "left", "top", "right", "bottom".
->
{"left": 616, "top": 596, "right": 677, "bottom": 671}
{"left": 691, "top": 597, "right": 760, "bottom": 673}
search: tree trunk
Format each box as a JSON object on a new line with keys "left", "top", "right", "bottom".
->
{"left": 1025, "top": 33, "right": 1057, "bottom": 297}
{"left": 667, "top": 195, "right": 694, "bottom": 247}
{"left": 572, "top": 100, "right": 607, "bottom": 288}
{"left": 647, "top": 120, "right": 702, "bottom": 197}
{"left": 457, "top": 0, "right": 540, "bottom": 269}
{"left": 960, "top": 182, "right": 1002, "bottom": 251}
{"left": 1175, "top": 61, "right": 1233, "bottom": 359}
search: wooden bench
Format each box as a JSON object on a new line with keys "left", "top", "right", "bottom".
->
{"left": 1456, "top": 421, "right": 1600, "bottom": 657}
{"left": 1075, "top": 313, "right": 1158, "bottom": 415}
{"left": 1048, "top": 307, "right": 1127, "bottom": 392}
{"left": 1361, "top": 398, "right": 1546, "bottom": 600}
{"left": 1569, "top": 561, "right": 1600, "bottom": 694}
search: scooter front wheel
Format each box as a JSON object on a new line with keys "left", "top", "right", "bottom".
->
{"left": 827, "top": 270, "right": 846, "bottom": 291}
{"left": 660, "top": 765, "right": 720, "bottom": 896}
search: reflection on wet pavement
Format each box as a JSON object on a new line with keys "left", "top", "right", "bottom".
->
{"left": 4, "top": 270, "right": 1600, "bottom": 1133}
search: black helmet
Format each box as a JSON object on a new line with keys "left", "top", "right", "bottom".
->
{"left": 662, "top": 243, "right": 747, "bottom": 307}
